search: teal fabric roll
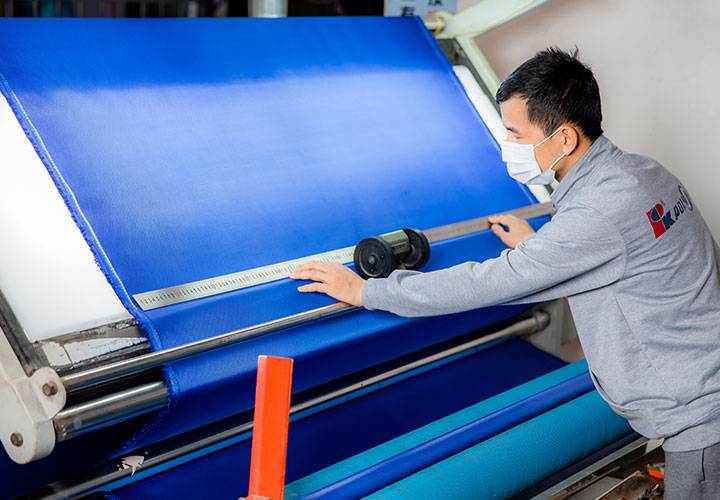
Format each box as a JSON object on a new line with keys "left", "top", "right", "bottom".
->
{"left": 286, "top": 361, "right": 630, "bottom": 498}
{"left": 367, "top": 390, "right": 631, "bottom": 499}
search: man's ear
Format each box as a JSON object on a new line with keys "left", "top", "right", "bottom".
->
{"left": 560, "top": 124, "right": 580, "bottom": 156}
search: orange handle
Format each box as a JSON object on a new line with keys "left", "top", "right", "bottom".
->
{"left": 247, "top": 355, "right": 294, "bottom": 500}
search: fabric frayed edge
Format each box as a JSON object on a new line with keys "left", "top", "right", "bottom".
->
{"left": 0, "top": 71, "right": 179, "bottom": 457}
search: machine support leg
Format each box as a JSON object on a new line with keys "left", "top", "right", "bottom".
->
{"left": 246, "top": 355, "right": 294, "bottom": 500}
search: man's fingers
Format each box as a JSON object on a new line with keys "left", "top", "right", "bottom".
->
{"left": 488, "top": 214, "right": 512, "bottom": 224}
{"left": 491, "top": 223, "right": 508, "bottom": 236}
{"left": 293, "top": 261, "right": 328, "bottom": 271}
{"left": 488, "top": 214, "right": 521, "bottom": 226}
{"left": 290, "top": 271, "right": 328, "bottom": 283}
{"left": 289, "top": 261, "right": 331, "bottom": 278}
{"left": 491, "top": 224, "right": 513, "bottom": 246}
{"left": 298, "top": 282, "right": 329, "bottom": 293}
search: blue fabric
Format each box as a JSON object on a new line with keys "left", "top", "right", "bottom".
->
{"left": 298, "top": 372, "right": 594, "bottom": 499}
{"left": 102, "top": 340, "right": 564, "bottom": 499}
{"left": 0, "top": 18, "right": 541, "bottom": 449}
{"left": 367, "top": 391, "right": 632, "bottom": 499}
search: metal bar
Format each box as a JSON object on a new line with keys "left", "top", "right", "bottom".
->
{"left": 249, "top": 0, "right": 287, "bottom": 17}
{"left": 133, "top": 246, "right": 355, "bottom": 311}
{"left": 61, "top": 303, "right": 353, "bottom": 392}
{"left": 433, "top": 0, "right": 550, "bottom": 40}
{"left": 54, "top": 382, "right": 168, "bottom": 442}
{"left": 40, "top": 319, "right": 147, "bottom": 375}
{"left": 44, "top": 312, "right": 548, "bottom": 497}
{"left": 293, "top": 312, "right": 549, "bottom": 414}
{"left": 52, "top": 312, "right": 547, "bottom": 444}
{"left": 0, "top": 287, "right": 48, "bottom": 375}
{"left": 533, "top": 436, "right": 651, "bottom": 499}
{"left": 425, "top": 202, "right": 553, "bottom": 243}
{"left": 133, "top": 202, "right": 554, "bottom": 311}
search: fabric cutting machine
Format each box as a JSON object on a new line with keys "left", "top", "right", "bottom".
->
{"left": 0, "top": 15, "right": 647, "bottom": 499}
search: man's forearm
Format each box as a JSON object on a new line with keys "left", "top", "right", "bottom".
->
{"left": 361, "top": 221, "right": 626, "bottom": 317}
{"left": 362, "top": 262, "right": 504, "bottom": 317}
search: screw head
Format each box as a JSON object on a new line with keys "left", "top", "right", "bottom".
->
{"left": 42, "top": 382, "right": 58, "bottom": 397}
{"left": 10, "top": 432, "right": 23, "bottom": 447}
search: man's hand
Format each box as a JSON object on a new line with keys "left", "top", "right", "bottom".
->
{"left": 289, "top": 262, "right": 365, "bottom": 306}
{"left": 488, "top": 214, "right": 535, "bottom": 249}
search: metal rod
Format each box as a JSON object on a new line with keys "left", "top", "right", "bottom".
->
{"left": 424, "top": 202, "right": 554, "bottom": 243}
{"left": 61, "top": 303, "right": 353, "bottom": 393}
{"left": 52, "top": 312, "right": 548, "bottom": 445}
{"left": 249, "top": 0, "right": 287, "bottom": 17}
{"left": 293, "top": 312, "right": 549, "bottom": 414}
{"left": 54, "top": 382, "right": 168, "bottom": 442}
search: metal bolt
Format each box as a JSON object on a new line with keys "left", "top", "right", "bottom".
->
{"left": 42, "top": 382, "right": 58, "bottom": 397}
{"left": 10, "top": 432, "right": 23, "bottom": 447}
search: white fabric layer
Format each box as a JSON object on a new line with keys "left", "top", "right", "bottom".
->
{"left": 0, "top": 94, "right": 130, "bottom": 341}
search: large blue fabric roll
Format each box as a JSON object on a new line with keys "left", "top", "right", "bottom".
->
{"left": 0, "top": 18, "right": 543, "bottom": 450}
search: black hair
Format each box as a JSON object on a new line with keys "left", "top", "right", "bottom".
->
{"left": 496, "top": 47, "right": 603, "bottom": 140}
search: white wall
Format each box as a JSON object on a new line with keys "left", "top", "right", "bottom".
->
{"left": 469, "top": 0, "right": 720, "bottom": 237}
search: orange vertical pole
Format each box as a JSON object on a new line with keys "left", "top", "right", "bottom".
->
{"left": 246, "top": 355, "right": 294, "bottom": 500}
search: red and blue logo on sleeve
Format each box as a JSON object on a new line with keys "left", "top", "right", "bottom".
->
{"left": 646, "top": 185, "right": 693, "bottom": 239}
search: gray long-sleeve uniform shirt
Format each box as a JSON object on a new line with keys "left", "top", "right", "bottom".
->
{"left": 363, "top": 135, "right": 720, "bottom": 451}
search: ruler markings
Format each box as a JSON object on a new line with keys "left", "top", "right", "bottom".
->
{"left": 133, "top": 203, "right": 554, "bottom": 311}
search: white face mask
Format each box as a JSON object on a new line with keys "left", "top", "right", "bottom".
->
{"left": 501, "top": 127, "right": 566, "bottom": 185}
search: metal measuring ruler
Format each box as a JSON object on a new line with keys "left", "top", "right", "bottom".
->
{"left": 133, "top": 202, "right": 554, "bottom": 311}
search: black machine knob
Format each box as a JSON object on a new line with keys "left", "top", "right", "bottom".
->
{"left": 353, "top": 228, "right": 431, "bottom": 279}
{"left": 353, "top": 236, "right": 397, "bottom": 280}
{"left": 401, "top": 228, "right": 430, "bottom": 270}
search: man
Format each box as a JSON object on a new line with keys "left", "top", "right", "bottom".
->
{"left": 289, "top": 48, "right": 720, "bottom": 498}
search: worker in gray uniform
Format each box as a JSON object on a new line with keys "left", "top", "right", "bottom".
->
{"left": 290, "top": 48, "right": 720, "bottom": 498}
